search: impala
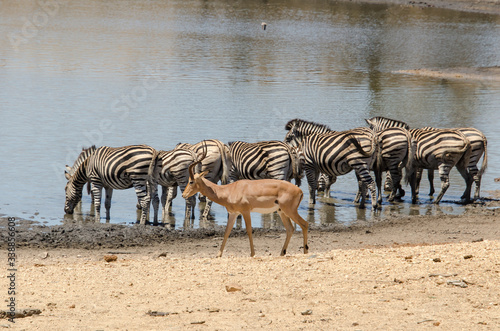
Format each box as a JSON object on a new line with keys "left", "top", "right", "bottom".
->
{"left": 182, "top": 145, "right": 309, "bottom": 257}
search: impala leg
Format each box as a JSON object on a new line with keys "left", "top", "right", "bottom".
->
{"left": 218, "top": 213, "right": 238, "bottom": 258}
{"left": 277, "top": 210, "right": 293, "bottom": 256}
{"left": 283, "top": 211, "right": 308, "bottom": 255}
{"left": 104, "top": 188, "right": 113, "bottom": 221}
{"left": 241, "top": 211, "right": 255, "bottom": 257}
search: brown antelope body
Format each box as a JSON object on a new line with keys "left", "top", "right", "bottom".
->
{"left": 182, "top": 147, "right": 309, "bottom": 257}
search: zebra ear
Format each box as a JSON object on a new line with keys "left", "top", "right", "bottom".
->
{"left": 65, "top": 171, "right": 71, "bottom": 180}
{"left": 65, "top": 165, "right": 72, "bottom": 172}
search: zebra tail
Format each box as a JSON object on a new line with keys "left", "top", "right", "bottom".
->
{"left": 347, "top": 133, "right": 372, "bottom": 157}
{"left": 404, "top": 139, "right": 417, "bottom": 185}
{"left": 478, "top": 135, "right": 488, "bottom": 177}
{"left": 147, "top": 149, "right": 160, "bottom": 187}
{"left": 448, "top": 130, "right": 472, "bottom": 167}
{"left": 218, "top": 142, "right": 231, "bottom": 185}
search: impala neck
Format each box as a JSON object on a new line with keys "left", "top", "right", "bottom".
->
{"left": 197, "top": 178, "right": 230, "bottom": 207}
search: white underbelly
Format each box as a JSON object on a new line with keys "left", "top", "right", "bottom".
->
{"left": 251, "top": 206, "right": 280, "bottom": 214}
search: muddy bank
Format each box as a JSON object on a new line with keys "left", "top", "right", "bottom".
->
{"left": 2, "top": 196, "right": 499, "bottom": 251}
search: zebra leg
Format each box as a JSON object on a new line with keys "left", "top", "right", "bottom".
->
{"left": 104, "top": 188, "right": 113, "bottom": 221}
{"left": 304, "top": 166, "right": 319, "bottom": 205}
{"left": 395, "top": 166, "right": 405, "bottom": 199}
{"left": 150, "top": 186, "right": 159, "bottom": 224}
{"left": 387, "top": 167, "right": 402, "bottom": 202}
{"left": 414, "top": 168, "right": 422, "bottom": 197}
{"left": 384, "top": 171, "right": 393, "bottom": 192}
{"left": 184, "top": 195, "right": 196, "bottom": 221}
{"left": 458, "top": 165, "right": 473, "bottom": 204}
{"left": 90, "top": 184, "right": 103, "bottom": 222}
{"left": 375, "top": 169, "right": 383, "bottom": 206}
{"left": 466, "top": 165, "right": 480, "bottom": 200}
{"left": 428, "top": 169, "right": 435, "bottom": 196}
{"left": 355, "top": 168, "right": 378, "bottom": 210}
{"left": 354, "top": 175, "right": 363, "bottom": 204}
{"left": 162, "top": 186, "right": 177, "bottom": 220}
{"left": 409, "top": 171, "right": 419, "bottom": 204}
{"left": 133, "top": 181, "right": 151, "bottom": 225}
{"left": 201, "top": 198, "right": 213, "bottom": 221}
{"left": 434, "top": 165, "right": 452, "bottom": 204}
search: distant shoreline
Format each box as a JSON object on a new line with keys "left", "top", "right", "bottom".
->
{"left": 341, "top": 0, "right": 500, "bottom": 15}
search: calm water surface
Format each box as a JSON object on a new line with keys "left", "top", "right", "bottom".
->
{"left": 1, "top": 0, "right": 499, "bottom": 228}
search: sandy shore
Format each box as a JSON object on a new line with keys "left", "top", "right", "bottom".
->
{"left": 1, "top": 194, "right": 500, "bottom": 329}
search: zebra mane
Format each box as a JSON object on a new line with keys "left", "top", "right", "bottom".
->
{"left": 67, "top": 145, "right": 97, "bottom": 176}
{"left": 285, "top": 118, "right": 332, "bottom": 132}
{"left": 366, "top": 116, "right": 410, "bottom": 130}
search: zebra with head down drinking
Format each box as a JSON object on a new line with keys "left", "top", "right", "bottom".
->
{"left": 64, "top": 145, "right": 159, "bottom": 224}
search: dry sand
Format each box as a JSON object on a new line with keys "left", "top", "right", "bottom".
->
{"left": 1, "top": 194, "right": 500, "bottom": 330}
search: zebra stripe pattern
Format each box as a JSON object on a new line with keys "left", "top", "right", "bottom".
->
{"left": 299, "top": 128, "right": 380, "bottom": 209}
{"left": 365, "top": 116, "right": 409, "bottom": 131}
{"left": 65, "top": 145, "right": 98, "bottom": 200}
{"left": 175, "top": 139, "right": 231, "bottom": 223}
{"left": 371, "top": 127, "right": 412, "bottom": 204}
{"left": 284, "top": 118, "right": 332, "bottom": 148}
{"left": 64, "top": 145, "right": 158, "bottom": 224}
{"left": 228, "top": 140, "right": 302, "bottom": 185}
{"left": 407, "top": 128, "right": 472, "bottom": 204}
{"left": 413, "top": 127, "right": 487, "bottom": 201}
{"left": 154, "top": 147, "right": 199, "bottom": 224}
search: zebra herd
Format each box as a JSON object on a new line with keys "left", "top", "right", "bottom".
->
{"left": 64, "top": 116, "right": 487, "bottom": 225}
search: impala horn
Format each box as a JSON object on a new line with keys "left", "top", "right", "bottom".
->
{"left": 188, "top": 141, "right": 208, "bottom": 179}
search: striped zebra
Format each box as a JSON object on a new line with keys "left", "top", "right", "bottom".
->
{"left": 365, "top": 116, "right": 412, "bottom": 193}
{"left": 64, "top": 145, "right": 159, "bottom": 224}
{"left": 65, "top": 145, "right": 97, "bottom": 201}
{"left": 152, "top": 147, "right": 200, "bottom": 223}
{"left": 370, "top": 127, "right": 412, "bottom": 204}
{"left": 169, "top": 139, "right": 231, "bottom": 222}
{"left": 407, "top": 129, "right": 472, "bottom": 204}
{"left": 285, "top": 119, "right": 409, "bottom": 205}
{"left": 228, "top": 140, "right": 302, "bottom": 185}
{"left": 297, "top": 128, "right": 381, "bottom": 209}
{"left": 413, "top": 127, "right": 487, "bottom": 201}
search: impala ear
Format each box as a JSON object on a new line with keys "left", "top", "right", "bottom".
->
{"left": 200, "top": 170, "right": 209, "bottom": 177}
